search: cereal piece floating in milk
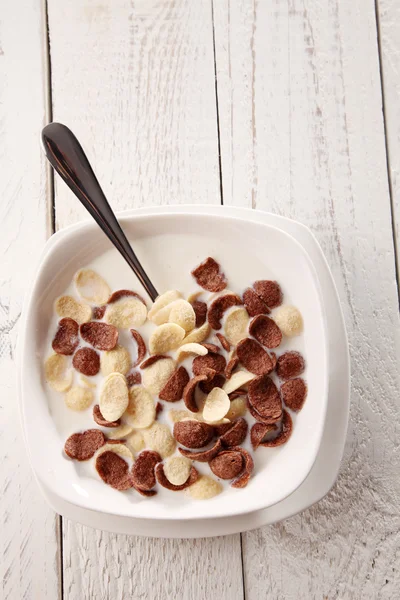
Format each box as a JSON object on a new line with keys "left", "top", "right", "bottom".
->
{"left": 208, "top": 294, "right": 242, "bottom": 330}
{"left": 253, "top": 280, "right": 283, "bottom": 309}
{"left": 249, "top": 314, "right": 282, "bottom": 349}
{"left": 276, "top": 350, "right": 305, "bottom": 380}
{"left": 95, "top": 450, "right": 133, "bottom": 491}
{"left": 55, "top": 296, "right": 92, "bottom": 324}
{"left": 64, "top": 429, "right": 105, "bottom": 461}
{"left": 168, "top": 299, "right": 196, "bottom": 333}
{"left": 155, "top": 462, "right": 199, "bottom": 491}
{"left": 52, "top": 318, "right": 79, "bottom": 355}
{"left": 45, "top": 354, "right": 73, "bottom": 392}
{"left": 130, "top": 329, "right": 147, "bottom": 366}
{"left": 105, "top": 296, "right": 147, "bottom": 328}
{"left": 242, "top": 287, "right": 270, "bottom": 317}
{"left": 186, "top": 475, "right": 222, "bottom": 500}
{"left": 224, "top": 307, "right": 250, "bottom": 346}
{"left": 99, "top": 373, "right": 129, "bottom": 422}
{"left": 124, "top": 385, "right": 155, "bottom": 429}
{"left": 191, "top": 257, "right": 227, "bottom": 293}
{"left": 73, "top": 347, "right": 100, "bottom": 376}
{"left": 80, "top": 321, "right": 118, "bottom": 351}
{"left": 280, "top": 378, "right": 307, "bottom": 411}
{"left": 236, "top": 338, "right": 274, "bottom": 376}
{"left": 65, "top": 385, "right": 94, "bottom": 411}
{"left": 75, "top": 269, "right": 111, "bottom": 305}
{"left": 141, "top": 356, "right": 176, "bottom": 394}
{"left": 93, "top": 404, "right": 121, "bottom": 428}
{"left": 149, "top": 323, "right": 185, "bottom": 354}
{"left": 274, "top": 305, "right": 303, "bottom": 337}
{"left": 164, "top": 456, "right": 192, "bottom": 486}
{"left": 100, "top": 344, "right": 131, "bottom": 376}
{"left": 142, "top": 423, "right": 176, "bottom": 458}
{"left": 159, "top": 366, "right": 190, "bottom": 402}
{"left": 178, "top": 438, "right": 222, "bottom": 462}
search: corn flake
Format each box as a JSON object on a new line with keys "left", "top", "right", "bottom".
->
{"left": 44, "top": 354, "right": 73, "bottom": 392}
{"left": 75, "top": 269, "right": 111, "bottom": 305}
{"left": 124, "top": 385, "right": 155, "bottom": 429}
{"left": 99, "top": 372, "right": 129, "bottom": 422}
{"left": 55, "top": 295, "right": 91, "bottom": 324}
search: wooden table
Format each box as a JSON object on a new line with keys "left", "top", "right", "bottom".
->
{"left": 2, "top": 1, "right": 399, "bottom": 598}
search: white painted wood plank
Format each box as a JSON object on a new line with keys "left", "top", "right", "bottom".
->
{"left": 48, "top": 0, "right": 221, "bottom": 229}
{"left": 378, "top": 0, "right": 400, "bottom": 266}
{"left": 0, "top": 1, "right": 60, "bottom": 599}
{"left": 47, "top": 1, "right": 243, "bottom": 597}
{"left": 213, "top": 0, "right": 400, "bottom": 598}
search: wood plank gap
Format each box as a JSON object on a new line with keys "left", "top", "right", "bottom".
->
{"left": 374, "top": 0, "right": 400, "bottom": 303}
{"left": 239, "top": 533, "right": 246, "bottom": 600}
{"left": 55, "top": 516, "right": 64, "bottom": 600}
{"left": 43, "top": 1, "right": 63, "bottom": 598}
{"left": 42, "top": 0, "right": 55, "bottom": 236}
{"left": 211, "top": 0, "right": 224, "bottom": 205}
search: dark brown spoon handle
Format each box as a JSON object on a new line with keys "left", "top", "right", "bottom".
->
{"left": 41, "top": 122, "right": 158, "bottom": 301}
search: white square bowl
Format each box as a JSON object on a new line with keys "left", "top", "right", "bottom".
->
{"left": 19, "top": 210, "right": 328, "bottom": 521}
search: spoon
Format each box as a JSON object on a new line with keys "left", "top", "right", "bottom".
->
{"left": 41, "top": 122, "right": 159, "bottom": 301}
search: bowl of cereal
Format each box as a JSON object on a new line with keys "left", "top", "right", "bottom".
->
{"left": 19, "top": 209, "right": 328, "bottom": 521}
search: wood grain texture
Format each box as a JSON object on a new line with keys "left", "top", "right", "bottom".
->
{"left": 48, "top": 0, "right": 221, "bottom": 229}
{"left": 47, "top": 1, "right": 243, "bottom": 598}
{"left": 0, "top": 1, "right": 59, "bottom": 598}
{"left": 213, "top": 0, "right": 400, "bottom": 598}
{"left": 378, "top": 0, "right": 400, "bottom": 265}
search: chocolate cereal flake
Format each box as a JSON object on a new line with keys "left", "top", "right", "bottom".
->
{"left": 248, "top": 374, "right": 282, "bottom": 422}
{"left": 140, "top": 354, "right": 168, "bottom": 369}
{"left": 236, "top": 338, "right": 274, "bottom": 375}
{"left": 64, "top": 429, "right": 105, "bottom": 461}
{"left": 182, "top": 374, "right": 207, "bottom": 412}
{"left": 249, "top": 315, "right": 282, "bottom": 349}
{"left": 276, "top": 351, "right": 305, "bottom": 380}
{"left": 220, "top": 418, "right": 248, "bottom": 447}
{"left": 52, "top": 318, "right": 79, "bottom": 356}
{"left": 201, "top": 343, "right": 221, "bottom": 354}
{"left": 216, "top": 333, "right": 230, "bottom": 352}
{"left": 253, "top": 280, "right": 283, "bottom": 309}
{"left": 159, "top": 366, "right": 190, "bottom": 402}
{"left": 72, "top": 347, "right": 100, "bottom": 376}
{"left": 131, "top": 450, "right": 161, "bottom": 491}
{"left": 247, "top": 399, "right": 282, "bottom": 425}
{"left": 192, "top": 352, "right": 226, "bottom": 377}
{"left": 126, "top": 371, "right": 142, "bottom": 387}
{"left": 209, "top": 450, "right": 244, "bottom": 480}
{"left": 179, "top": 438, "right": 223, "bottom": 462}
{"left": 93, "top": 405, "right": 121, "bottom": 428}
{"left": 92, "top": 305, "right": 106, "bottom": 320}
{"left": 108, "top": 289, "right": 146, "bottom": 306}
{"left": 131, "top": 329, "right": 147, "bottom": 366}
{"left": 208, "top": 294, "right": 242, "bottom": 330}
{"left": 225, "top": 356, "right": 239, "bottom": 379}
{"left": 260, "top": 410, "right": 293, "bottom": 447}
{"left": 95, "top": 450, "right": 133, "bottom": 490}
{"left": 199, "top": 372, "right": 225, "bottom": 394}
{"left": 80, "top": 321, "right": 119, "bottom": 351}
{"left": 281, "top": 378, "right": 307, "bottom": 411}
{"left": 231, "top": 447, "right": 254, "bottom": 488}
{"left": 173, "top": 420, "right": 214, "bottom": 449}
{"left": 243, "top": 287, "right": 270, "bottom": 316}
{"left": 191, "top": 300, "right": 208, "bottom": 327}
{"left": 191, "top": 257, "right": 227, "bottom": 293}
{"left": 250, "top": 422, "right": 277, "bottom": 449}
